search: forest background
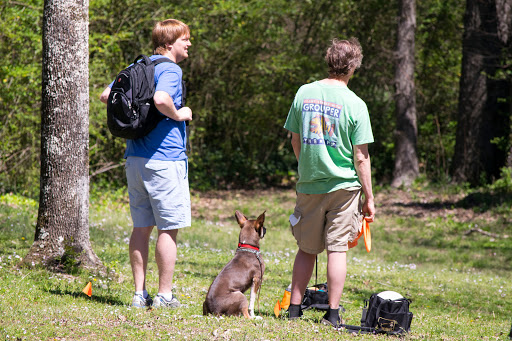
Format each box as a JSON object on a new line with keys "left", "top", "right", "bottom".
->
{"left": 0, "top": 0, "right": 511, "bottom": 195}
{"left": 1, "top": 1, "right": 512, "bottom": 338}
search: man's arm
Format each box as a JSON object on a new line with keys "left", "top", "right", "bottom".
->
{"left": 291, "top": 132, "right": 301, "bottom": 162}
{"left": 153, "top": 90, "right": 192, "bottom": 121}
{"left": 354, "top": 144, "right": 375, "bottom": 221}
{"left": 100, "top": 87, "right": 111, "bottom": 104}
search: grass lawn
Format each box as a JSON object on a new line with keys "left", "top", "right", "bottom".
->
{"left": 0, "top": 185, "right": 511, "bottom": 340}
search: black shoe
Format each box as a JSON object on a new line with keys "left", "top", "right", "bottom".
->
{"left": 287, "top": 304, "right": 303, "bottom": 320}
{"left": 321, "top": 308, "right": 343, "bottom": 330}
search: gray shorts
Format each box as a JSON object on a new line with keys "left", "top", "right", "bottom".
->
{"left": 125, "top": 156, "right": 191, "bottom": 230}
{"left": 289, "top": 188, "right": 363, "bottom": 254}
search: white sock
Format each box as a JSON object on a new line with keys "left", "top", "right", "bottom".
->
{"left": 135, "top": 290, "right": 149, "bottom": 299}
{"left": 157, "top": 292, "right": 173, "bottom": 300}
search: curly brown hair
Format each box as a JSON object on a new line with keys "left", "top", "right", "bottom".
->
{"left": 325, "top": 38, "right": 363, "bottom": 78}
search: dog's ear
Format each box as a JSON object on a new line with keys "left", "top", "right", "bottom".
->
{"left": 256, "top": 211, "right": 266, "bottom": 226}
{"left": 257, "top": 211, "right": 266, "bottom": 238}
{"left": 235, "top": 210, "right": 247, "bottom": 227}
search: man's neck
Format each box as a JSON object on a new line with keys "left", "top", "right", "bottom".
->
{"left": 157, "top": 50, "right": 176, "bottom": 63}
{"left": 320, "top": 77, "right": 349, "bottom": 87}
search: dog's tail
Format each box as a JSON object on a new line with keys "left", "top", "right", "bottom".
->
{"left": 202, "top": 300, "right": 209, "bottom": 316}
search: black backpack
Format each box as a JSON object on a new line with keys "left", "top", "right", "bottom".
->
{"left": 301, "top": 283, "right": 344, "bottom": 312}
{"left": 107, "top": 55, "right": 177, "bottom": 139}
{"left": 342, "top": 292, "right": 413, "bottom": 335}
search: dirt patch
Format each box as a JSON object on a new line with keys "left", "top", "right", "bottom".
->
{"left": 192, "top": 188, "right": 498, "bottom": 224}
{"left": 375, "top": 189, "right": 496, "bottom": 223}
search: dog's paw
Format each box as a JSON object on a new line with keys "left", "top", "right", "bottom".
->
{"left": 253, "top": 316, "right": 263, "bottom": 320}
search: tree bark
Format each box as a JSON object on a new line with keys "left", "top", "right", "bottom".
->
{"left": 392, "top": 0, "right": 419, "bottom": 188}
{"left": 452, "top": 0, "right": 510, "bottom": 185}
{"left": 495, "top": 0, "right": 512, "bottom": 169}
{"left": 23, "top": 0, "right": 103, "bottom": 272}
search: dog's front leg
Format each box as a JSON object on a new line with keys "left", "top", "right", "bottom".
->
{"left": 248, "top": 277, "right": 262, "bottom": 319}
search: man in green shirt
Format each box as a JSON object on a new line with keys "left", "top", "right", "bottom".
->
{"left": 283, "top": 38, "right": 376, "bottom": 329}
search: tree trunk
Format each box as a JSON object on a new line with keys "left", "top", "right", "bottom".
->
{"left": 392, "top": 0, "right": 419, "bottom": 188}
{"left": 23, "top": 0, "right": 103, "bottom": 272}
{"left": 452, "top": 0, "right": 510, "bottom": 185}
{"left": 496, "top": 0, "right": 512, "bottom": 169}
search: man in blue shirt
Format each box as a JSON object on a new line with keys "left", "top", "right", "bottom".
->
{"left": 100, "top": 19, "right": 192, "bottom": 308}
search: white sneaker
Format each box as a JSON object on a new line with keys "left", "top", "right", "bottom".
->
{"left": 131, "top": 294, "right": 153, "bottom": 308}
{"left": 152, "top": 294, "right": 180, "bottom": 308}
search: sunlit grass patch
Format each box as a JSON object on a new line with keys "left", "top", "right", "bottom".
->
{"left": 0, "top": 187, "right": 511, "bottom": 340}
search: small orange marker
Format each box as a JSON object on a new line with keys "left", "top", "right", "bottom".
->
{"left": 82, "top": 282, "right": 92, "bottom": 297}
{"left": 274, "top": 300, "right": 281, "bottom": 317}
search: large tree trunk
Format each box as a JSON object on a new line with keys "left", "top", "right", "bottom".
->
{"left": 452, "top": 0, "right": 511, "bottom": 185}
{"left": 496, "top": 0, "right": 512, "bottom": 169}
{"left": 392, "top": 0, "right": 419, "bottom": 188}
{"left": 23, "top": 0, "right": 102, "bottom": 272}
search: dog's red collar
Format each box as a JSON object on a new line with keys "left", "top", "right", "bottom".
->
{"left": 238, "top": 243, "right": 259, "bottom": 251}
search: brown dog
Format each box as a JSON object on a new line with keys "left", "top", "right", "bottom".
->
{"left": 203, "top": 210, "right": 266, "bottom": 318}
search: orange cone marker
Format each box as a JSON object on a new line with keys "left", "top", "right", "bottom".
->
{"left": 82, "top": 282, "right": 92, "bottom": 297}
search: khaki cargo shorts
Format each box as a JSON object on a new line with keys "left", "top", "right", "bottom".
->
{"left": 289, "top": 188, "right": 363, "bottom": 254}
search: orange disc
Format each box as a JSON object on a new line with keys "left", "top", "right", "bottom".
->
{"left": 363, "top": 218, "right": 371, "bottom": 252}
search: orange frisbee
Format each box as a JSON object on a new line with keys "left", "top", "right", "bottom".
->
{"left": 362, "top": 218, "right": 371, "bottom": 252}
{"left": 348, "top": 217, "right": 372, "bottom": 252}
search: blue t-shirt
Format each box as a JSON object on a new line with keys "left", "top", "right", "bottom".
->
{"left": 112, "top": 55, "right": 187, "bottom": 161}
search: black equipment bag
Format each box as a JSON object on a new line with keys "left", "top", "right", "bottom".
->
{"left": 300, "top": 283, "right": 344, "bottom": 312}
{"left": 301, "top": 283, "right": 329, "bottom": 311}
{"left": 107, "top": 55, "right": 177, "bottom": 139}
{"left": 342, "top": 292, "right": 413, "bottom": 335}
{"left": 362, "top": 293, "right": 413, "bottom": 334}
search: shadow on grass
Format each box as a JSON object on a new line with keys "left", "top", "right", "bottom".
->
{"left": 48, "top": 288, "right": 126, "bottom": 306}
{"left": 394, "top": 190, "right": 512, "bottom": 213}
{"left": 456, "top": 191, "right": 512, "bottom": 211}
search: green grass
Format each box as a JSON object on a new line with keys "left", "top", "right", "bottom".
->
{"left": 0, "top": 186, "right": 511, "bottom": 340}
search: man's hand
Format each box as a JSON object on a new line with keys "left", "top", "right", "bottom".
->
{"left": 362, "top": 197, "right": 375, "bottom": 222}
{"left": 177, "top": 107, "right": 192, "bottom": 121}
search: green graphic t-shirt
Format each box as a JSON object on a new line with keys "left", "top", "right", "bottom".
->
{"left": 284, "top": 81, "right": 374, "bottom": 194}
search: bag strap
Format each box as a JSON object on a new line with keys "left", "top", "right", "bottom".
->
{"left": 131, "top": 55, "right": 155, "bottom": 92}
{"left": 141, "top": 55, "right": 190, "bottom": 146}
{"left": 339, "top": 323, "right": 375, "bottom": 334}
{"left": 152, "top": 56, "right": 174, "bottom": 66}
{"left": 150, "top": 56, "right": 186, "bottom": 107}
{"left": 133, "top": 54, "right": 152, "bottom": 65}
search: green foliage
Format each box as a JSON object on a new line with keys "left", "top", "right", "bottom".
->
{"left": 0, "top": 0, "right": 43, "bottom": 196}
{"left": 416, "top": 0, "right": 464, "bottom": 182}
{"left": 490, "top": 167, "right": 512, "bottom": 193}
{"left": 0, "top": 0, "right": 477, "bottom": 193}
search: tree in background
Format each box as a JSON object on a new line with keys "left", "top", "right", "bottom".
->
{"left": 452, "top": 0, "right": 511, "bottom": 185}
{"left": 23, "top": 0, "right": 103, "bottom": 272}
{"left": 495, "top": 0, "right": 512, "bottom": 168}
{"left": 415, "top": 0, "right": 464, "bottom": 182}
{"left": 392, "top": 0, "right": 419, "bottom": 187}
{"left": 5, "top": 0, "right": 502, "bottom": 193}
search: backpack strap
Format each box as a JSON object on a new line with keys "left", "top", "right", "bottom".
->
{"left": 152, "top": 56, "right": 174, "bottom": 66}
{"left": 150, "top": 55, "right": 190, "bottom": 150}
{"left": 150, "top": 57, "right": 186, "bottom": 107}
{"left": 133, "top": 55, "right": 154, "bottom": 89}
